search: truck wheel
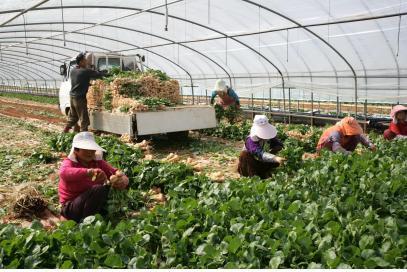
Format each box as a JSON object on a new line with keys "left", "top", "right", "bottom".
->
{"left": 167, "top": 131, "right": 189, "bottom": 141}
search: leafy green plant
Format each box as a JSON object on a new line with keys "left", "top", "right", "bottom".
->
{"left": 28, "top": 149, "right": 56, "bottom": 164}
{"left": 103, "top": 67, "right": 141, "bottom": 83}
{"left": 0, "top": 92, "right": 58, "bottom": 104}
{"left": 138, "top": 97, "right": 174, "bottom": 110}
{"left": 223, "top": 104, "right": 242, "bottom": 123}
{"left": 145, "top": 68, "right": 170, "bottom": 81}
{"left": 119, "top": 104, "right": 131, "bottom": 113}
{"left": 6, "top": 125, "right": 404, "bottom": 269}
{"left": 103, "top": 90, "right": 113, "bottom": 111}
{"left": 202, "top": 120, "right": 251, "bottom": 141}
{"left": 130, "top": 160, "right": 194, "bottom": 192}
{"left": 213, "top": 104, "right": 242, "bottom": 123}
{"left": 48, "top": 133, "right": 75, "bottom": 154}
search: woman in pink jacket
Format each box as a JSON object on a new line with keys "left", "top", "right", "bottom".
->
{"left": 59, "top": 132, "right": 128, "bottom": 222}
{"left": 383, "top": 105, "right": 407, "bottom": 140}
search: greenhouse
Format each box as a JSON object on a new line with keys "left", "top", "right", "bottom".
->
{"left": 0, "top": 0, "right": 406, "bottom": 269}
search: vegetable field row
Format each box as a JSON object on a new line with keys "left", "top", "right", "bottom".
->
{"left": 0, "top": 124, "right": 406, "bottom": 268}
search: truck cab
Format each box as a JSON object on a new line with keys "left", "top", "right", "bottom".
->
{"left": 58, "top": 52, "right": 144, "bottom": 115}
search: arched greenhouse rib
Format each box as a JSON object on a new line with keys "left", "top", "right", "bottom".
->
{"left": 0, "top": 0, "right": 405, "bottom": 106}
{"left": 1, "top": 1, "right": 407, "bottom": 269}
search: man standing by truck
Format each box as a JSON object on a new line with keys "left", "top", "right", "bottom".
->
{"left": 63, "top": 52, "right": 106, "bottom": 133}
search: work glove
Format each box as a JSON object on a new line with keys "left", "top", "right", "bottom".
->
{"left": 262, "top": 152, "right": 285, "bottom": 164}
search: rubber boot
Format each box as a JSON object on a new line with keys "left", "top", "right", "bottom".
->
{"left": 73, "top": 124, "right": 80, "bottom": 132}
{"left": 63, "top": 126, "right": 71, "bottom": 133}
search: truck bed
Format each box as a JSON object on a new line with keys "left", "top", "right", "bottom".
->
{"left": 89, "top": 105, "right": 216, "bottom": 136}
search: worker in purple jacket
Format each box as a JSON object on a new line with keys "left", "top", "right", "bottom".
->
{"left": 238, "top": 115, "right": 285, "bottom": 179}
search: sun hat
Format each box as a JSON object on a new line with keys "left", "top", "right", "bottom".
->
{"left": 214, "top": 79, "right": 227, "bottom": 92}
{"left": 249, "top": 115, "right": 277, "bottom": 140}
{"left": 390, "top": 105, "right": 407, "bottom": 123}
{"left": 336, "top": 117, "right": 363, "bottom": 136}
{"left": 67, "top": 132, "right": 105, "bottom": 162}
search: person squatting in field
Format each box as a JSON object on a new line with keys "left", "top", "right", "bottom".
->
{"left": 58, "top": 132, "right": 128, "bottom": 222}
{"left": 383, "top": 105, "right": 407, "bottom": 140}
{"left": 317, "top": 116, "right": 376, "bottom": 155}
{"left": 238, "top": 115, "right": 285, "bottom": 179}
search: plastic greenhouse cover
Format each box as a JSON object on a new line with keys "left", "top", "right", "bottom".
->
{"left": 0, "top": 0, "right": 406, "bottom": 103}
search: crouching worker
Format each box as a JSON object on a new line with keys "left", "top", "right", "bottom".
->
{"left": 238, "top": 115, "right": 285, "bottom": 179}
{"left": 317, "top": 116, "right": 376, "bottom": 155}
{"left": 383, "top": 105, "right": 407, "bottom": 140}
{"left": 59, "top": 132, "right": 129, "bottom": 222}
{"left": 210, "top": 79, "right": 240, "bottom": 109}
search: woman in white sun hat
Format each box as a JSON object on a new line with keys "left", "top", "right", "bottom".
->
{"left": 210, "top": 79, "right": 240, "bottom": 109}
{"left": 58, "top": 132, "right": 129, "bottom": 222}
{"left": 238, "top": 115, "right": 285, "bottom": 179}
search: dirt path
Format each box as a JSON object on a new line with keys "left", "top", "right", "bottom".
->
{"left": 0, "top": 97, "right": 242, "bottom": 179}
{"left": 0, "top": 98, "right": 66, "bottom": 125}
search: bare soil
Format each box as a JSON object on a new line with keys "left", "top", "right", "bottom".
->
{"left": 0, "top": 97, "right": 66, "bottom": 125}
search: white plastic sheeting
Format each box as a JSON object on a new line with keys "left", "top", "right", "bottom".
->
{"left": 0, "top": 0, "right": 406, "bottom": 103}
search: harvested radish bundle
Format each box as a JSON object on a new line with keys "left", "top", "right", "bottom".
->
{"left": 108, "top": 170, "right": 124, "bottom": 187}
{"left": 183, "top": 157, "right": 204, "bottom": 172}
{"left": 134, "top": 140, "right": 152, "bottom": 153}
{"left": 162, "top": 153, "right": 180, "bottom": 162}
{"left": 87, "top": 80, "right": 108, "bottom": 110}
{"left": 13, "top": 194, "right": 48, "bottom": 218}
{"left": 86, "top": 68, "right": 180, "bottom": 113}
{"left": 208, "top": 171, "right": 225, "bottom": 183}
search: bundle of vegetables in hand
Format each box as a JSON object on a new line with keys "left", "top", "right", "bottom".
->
{"left": 107, "top": 170, "right": 128, "bottom": 190}
{"left": 88, "top": 168, "right": 107, "bottom": 183}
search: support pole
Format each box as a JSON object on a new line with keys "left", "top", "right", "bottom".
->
{"left": 251, "top": 93, "right": 254, "bottom": 120}
{"left": 311, "top": 92, "right": 314, "bottom": 127}
{"left": 288, "top": 88, "right": 291, "bottom": 124}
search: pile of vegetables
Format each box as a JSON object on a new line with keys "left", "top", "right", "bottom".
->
{"left": 214, "top": 104, "right": 242, "bottom": 123}
{"left": 201, "top": 120, "right": 252, "bottom": 141}
{"left": 87, "top": 68, "right": 179, "bottom": 113}
{"left": 1, "top": 125, "right": 406, "bottom": 268}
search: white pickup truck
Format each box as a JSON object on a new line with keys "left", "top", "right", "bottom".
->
{"left": 59, "top": 52, "right": 216, "bottom": 139}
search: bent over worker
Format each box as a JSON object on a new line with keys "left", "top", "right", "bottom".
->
{"left": 317, "top": 116, "right": 376, "bottom": 154}
{"left": 210, "top": 79, "right": 240, "bottom": 109}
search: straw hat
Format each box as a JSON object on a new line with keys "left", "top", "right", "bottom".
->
{"left": 214, "top": 79, "right": 227, "bottom": 92}
{"left": 67, "top": 132, "right": 105, "bottom": 162}
{"left": 250, "top": 115, "right": 277, "bottom": 140}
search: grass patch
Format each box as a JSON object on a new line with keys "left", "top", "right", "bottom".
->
{"left": 0, "top": 92, "right": 58, "bottom": 105}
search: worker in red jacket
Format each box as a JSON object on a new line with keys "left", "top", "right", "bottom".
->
{"left": 383, "top": 105, "right": 407, "bottom": 140}
{"left": 58, "top": 132, "right": 128, "bottom": 222}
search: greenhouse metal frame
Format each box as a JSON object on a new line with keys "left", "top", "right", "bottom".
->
{"left": 0, "top": 0, "right": 406, "bottom": 113}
